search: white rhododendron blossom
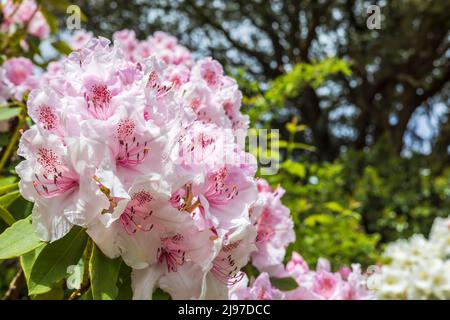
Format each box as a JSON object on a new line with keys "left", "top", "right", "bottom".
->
{"left": 15, "top": 31, "right": 296, "bottom": 300}
{"left": 368, "top": 215, "right": 450, "bottom": 300}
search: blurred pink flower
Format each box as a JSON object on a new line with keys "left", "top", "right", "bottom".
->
{"left": 250, "top": 179, "right": 295, "bottom": 276}
{"left": 1, "top": 0, "right": 50, "bottom": 39}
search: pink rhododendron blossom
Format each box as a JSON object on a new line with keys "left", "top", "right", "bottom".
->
{"left": 191, "top": 58, "right": 224, "bottom": 90}
{"left": 70, "top": 30, "right": 94, "bottom": 50}
{"left": 16, "top": 126, "right": 110, "bottom": 241}
{"left": 250, "top": 178, "right": 295, "bottom": 276}
{"left": 26, "top": 11, "right": 50, "bottom": 38}
{"left": 17, "top": 33, "right": 262, "bottom": 300}
{"left": 230, "top": 272, "right": 286, "bottom": 300}
{"left": 110, "top": 30, "right": 248, "bottom": 132}
{"left": 15, "top": 28, "right": 376, "bottom": 300}
{"left": 1, "top": 0, "right": 50, "bottom": 39}
{"left": 0, "top": 57, "right": 38, "bottom": 101}
{"left": 285, "top": 253, "right": 376, "bottom": 300}
{"left": 231, "top": 252, "right": 375, "bottom": 300}
{"left": 339, "top": 266, "right": 353, "bottom": 280}
{"left": 4, "top": 57, "right": 34, "bottom": 86}
{"left": 40, "top": 61, "right": 64, "bottom": 86}
{"left": 17, "top": 37, "right": 174, "bottom": 241}
{"left": 286, "top": 251, "right": 310, "bottom": 277}
{"left": 0, "top": 68, "right": 12, "bottom": 105}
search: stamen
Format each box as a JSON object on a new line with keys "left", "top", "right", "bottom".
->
{"left": 211, "top": 240, "right": 244, "bottom": 286}
{"left": 93, "top": 175, "right": 117, "bottom": 210}
{"left": 157, "top": 235, "right": 186, "bottom": 272}
{"left": 32, "top": 148, "right": 78, "bottom": 198}
{"left": 115, "top": 120, "right": 150, "bottom": 167}
{"left": 38, "top": 105, "right": 59, "bottom": 131}
{"left": 85, "top": 83, "right": 113, "bottom": 120}
{"left": 203, "top": 167, "right": 239, "bottom": 206}
{"left": 147, "top": 71, "right": 173, "bottom": 99}
{"left": 119, "top": 189, "right": 154, "bottom": 235}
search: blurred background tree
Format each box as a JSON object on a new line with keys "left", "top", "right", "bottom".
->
{"left": 76, "top": 0, "right": 450, "bottom": 160}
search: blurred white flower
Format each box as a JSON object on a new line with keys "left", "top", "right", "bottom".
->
{"left": 371, "top": 215, "right": 450, "bottom": 300}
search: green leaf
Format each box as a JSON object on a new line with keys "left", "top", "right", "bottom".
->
{"left": 43, "top": 0, "right": 73, "bottom": 12}
{"left": 0, "top": 191, "right": 21, "bottom": 207}
{"left": 269, "top": 277, "right": 298, "bottom": 291}
{"left": 0, "top": 203, "right": 15, "bottom": 225}
{"left": 20, "top": 244, "right": 46, "bottom": 286}
{"left": 0, "top": 133, "right": 10, "bottom": 146}
{"left": 0, "top": 177, "right": 17, "bottom": 187}
{"left": 40, "top": 6, "right": 59, "bottom": 34}
{"left": 293, "top": 143, "right": 316, "bottom": 152}
{"left": 7, "top": 195, "right": 33, "bottom": 220}
{"left": 25, "top": 35, "right": 42, "bottom": 56}
{"left": 31, "top": 282, "right": 65, "bottom": 300}
{"left": 0, "top": 216, "right": 43, "bottom": 259}
{"left": 89, "top": 244, "right": 122, "bottom": 300}
{"left": 0, "top": 107, "right": 21, "bottom": 121}
{"left": 286, "top": 122, "right": 297, "bottom": 133}
{"left": 304, "top": 214, "right": 335, "bottom": 226}
{"left": 283, "top": 160, "right": 306, "bottom": 178}
{"left": 0, "top": 183, "right": 18, "bottom": 196}
{"left": 325, "top": 201, "right": 345, "bottom": 213}
{"left": 116, "top": 264, "right": 133, "bottom": 300}
{"left": 80, "top": 288, "right": 93, "bottom": 300}
{"left": 28, "top": 226, "right": 87, "bottom": 295}
{"left": 152, "top": 288, "right": 171, "bottom": 300}
{"left": 51, "top": 41, "right": 73, "bottom": 56}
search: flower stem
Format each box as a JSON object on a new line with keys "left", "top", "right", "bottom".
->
{"left": 1, "top": 269, "right": 25, "bottom": 300}
{"left": 0, "top": 110, "right": 26, "bottom": 172}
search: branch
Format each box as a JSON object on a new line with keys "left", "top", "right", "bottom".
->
{"left": 184, "top": 0, "right": 278, "bottom": 77}
{"left": 283, "top": 0, "right": 301, "bottom": 62}
{"left": 392, "top": 66, "right": 450, "bottom": 152}
{"left": 67, "top": 280, "right": 90, "bottom": 300}
{"left": 237, "top": 0, "right": 285, "bottom": 70}
{"left": 2, "top": 269, "right": 25, "bottom": 300}
{"left": 300, "top": 1, "right": 332, "bottom": 61}
{"left": 0, "top": 105, "right": 26, "bottom": 172}
{"left": 345, "top": 0, "right": 365, "bottom": 32}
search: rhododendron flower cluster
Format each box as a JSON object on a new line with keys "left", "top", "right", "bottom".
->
{"left": 109, "top": 29, "right": 249, "bottom": 132}
{"left": 0, "top": 57, "right": 38, "bottom": 103}
{"left": 231, "top": 252, "right": 375, "bottom": 300}
{"left": 1, "top": 0, "right": 50, "bottom": 39}
{"left": 15, "top": 31, "right": 297, "bottom": 300}
{"left": 368, "top": 215, "right": 450, "bottom": 300}
{"left": 286, "top": 253, "right": 376, "bottom": 300}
